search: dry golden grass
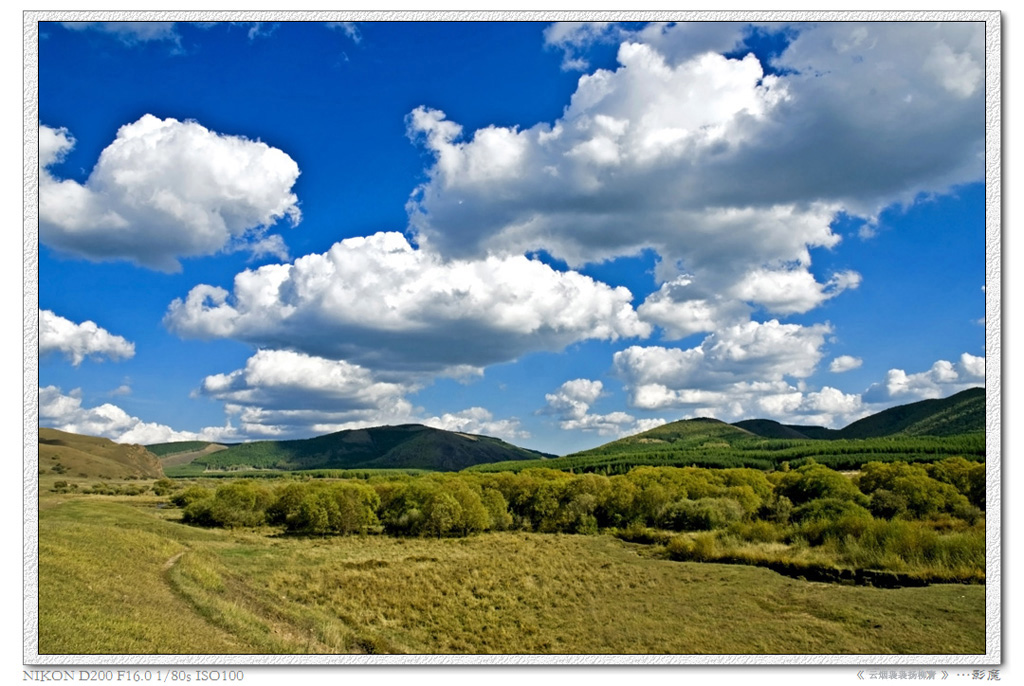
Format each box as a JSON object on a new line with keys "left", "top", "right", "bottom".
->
{"left": 37, "top": 491, "right": 987, "bottom": 656}
{"left": 39, "top": 428, "right": 164, "bottom": 479}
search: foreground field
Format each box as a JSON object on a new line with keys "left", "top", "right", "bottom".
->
{"left": 38, "top": 490, "right": 985, "bottom": 656}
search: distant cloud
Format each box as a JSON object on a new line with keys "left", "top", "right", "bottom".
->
{"left": 195, "top": 349, "right": 527, "bottom": 441}
{"left": 543, "top": 22, "right": 618, "bottom": 70}
{"left": 39, "top": 385, "right": 223, "bottom": 445}
{"left": 40, "top": 310, "right": 135, "bottom": 366}
{"left": 544, "top": 22, "right": 749, "bottom": 72}
{"left": 422, "top": 407, "right": 528, "bottom": 441}
{"left": 198, "top": 349, "right": 419, "bottom": 435}
{"left": 613, "top": 320, "right": 839, "bottom": 423}
{"left": 829, "top": 355, "right": 863, "bottom": 373}
{"left": 39, "top": 115, "right": 301, "bottom": 272}
{"left": 326, "top": 21, "right": 361, "bottom": 44}
{"left": 60, "top": 21, "right": 180, "bottom": 47}
{"left": 542, "top": 378, "right": 665, "bottom": 437}
{"left": 236, "top": 22, "right": 278, "bottom": 41}
{"left": 616, "top": 320, "right": 833, "bottom": 408}
{"left": 863, "top": 353, "right": 985, "bottom": 403}
{"left": 166, "top": 232, "right": 650, "bottom": 373}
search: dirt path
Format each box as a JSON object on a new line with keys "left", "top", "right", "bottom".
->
{"left": 163, "top": 551, "right": 185, "bottom": 571}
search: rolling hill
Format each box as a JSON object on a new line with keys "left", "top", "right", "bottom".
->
{"left": 469, "top": 387, "right": 986, "bottom": 474}
{"left": 39, "top": 428, "right": 164, "bottom": 479}
{"left": 735, "top": 387, "right": 985, "bottom": 440}
{"left": 177, "top": 424, "right": 552, "bottom": 473}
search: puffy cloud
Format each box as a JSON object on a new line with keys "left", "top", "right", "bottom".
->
{"left": 40, "top": 310, "right": 135, "bottom": 366}
{"left": 198, "top": 349, "right": 418, "bottom": 421}
{"left": 637, "top": 275, "right": 751, "bottom": 339}
{"left": 407, "top": 21, "right": 982, "bottom": 345}
{"left": 543, "top": 22, "right": 618, "bottom": 70}
{"left": 166, "top": 231, "right": 650, "bottom": 372}
{"left": 730, "top": 268, "right": 861, "bottom": 315}
{"left": 39, "top": 125, "right": 75, "bottom": 168}
{"left": 542, "top": 378, "right": 665, "bottom": 437}
{"left": 864, "top": 353, "right": 985, "bottom": 402}
{"left": 829, "top": 355, "right": 863, "bottom": 373}
{"left": 60, "top": 22, "right": 180, "bottom": 46}
{"left": 422, "top": 407, "right": 528, "bottom": 441}
{"left": 39, "top": 385, "right": 228, "bottom": 445}
{"left": 39, "top": 115, "right": 301, "bottom": 272}
{"left": 613, "top": 320, "right": 832, "bottom": 413}
{"left": 194, "top": 349, "right": 528, "bottom": 441}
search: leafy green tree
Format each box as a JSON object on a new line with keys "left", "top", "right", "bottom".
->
{"left": 481, "top": 488, "right": 513, "bottom": 531}
{"left": 423, "top": 491, "right": 461, "bottom": 537}
{"left": 776, "top": 463, "right": 863, "bottom": 505}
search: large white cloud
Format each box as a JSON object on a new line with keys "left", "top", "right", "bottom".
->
{"left": 166, "top": 231, "right": 650, "bottom": 372}
{"left": 542, "top": 378, "right": 665, "bottom": 437}
{"left": 39, "top": 310, "right": 135, "bottom": 366}
{"left": 39, "top": 115, "right": 301, "bottom": 272}
{"left": 407, "top": 22, "right": 982, "bottom": 344}
{"left": 612, "top": 342, "right": 983, "bottom": 428}
{"left": 613, "top": 320, "right": 833, "bottom": 415}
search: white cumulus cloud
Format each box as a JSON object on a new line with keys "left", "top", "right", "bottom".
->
{"left": 39, "top": 385, "right": 231, "bottom": 445}
{"left": 864, "top": 353, "right": 985, "bottom": 402}
{"left": 194, "top": 349, "right": 528, "bottom": 441}
{"left": 39, "top": 115, "right": 301, "bottom": 272}
{"left": 829, "top": 355, "right": 863, "bottom": 373}
{"left": 543, "top": 378, "right": 665, "bottom": 437}
{"left": 422, "top": 407, "right": 528, "bottom": 441}
{"left": 613, "top": 320, "right": 833, "bottom": 415}
{"left": 40, "top": 310, "right": 135, "bottom": 366}
{"left": 166, "top": 231, "right": 650, "bottom": 373}
{"left": 405, "top": 21, "right": 982, "bottom": 349}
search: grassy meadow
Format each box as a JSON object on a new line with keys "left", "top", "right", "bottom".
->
{"left": 37, "top": 468, "right": 986, "bottom": 656}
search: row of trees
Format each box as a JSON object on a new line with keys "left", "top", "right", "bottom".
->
{"left": 174, "top": 457, "right": 984, "bottom": 538}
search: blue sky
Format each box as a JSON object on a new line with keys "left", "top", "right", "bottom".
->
{"left": 36, "top": 20, "right": 987, "bottom": 455}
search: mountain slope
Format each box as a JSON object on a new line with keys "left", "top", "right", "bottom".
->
{"left": 147, "top": 441, "right": 231, "bottom": 468}
{"left": 39, "top": 428, "right": 165, "bottom": 479}
{"left": 834, "top": 387, "right": 985, "bottom": 439}
{"left": 191, "top": 424, "right": 550, "bottom": 472}
{"left": 733, "top": 387, "right": 985, "bottom": 440}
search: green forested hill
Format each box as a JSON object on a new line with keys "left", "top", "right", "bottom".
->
{"left": 184, "top": 424, "right": 550, "bottom": 472}
{"left": 733, "top": 387, "right": 985, "bottom": 440}
{"left": 835, "top": 387, "right": 985, "bottom": 438}
{"left": 469, "top": 387, "right": 986, "bottom": 474}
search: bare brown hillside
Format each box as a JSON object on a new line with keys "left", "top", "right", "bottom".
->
{"left": 39, "top": 428, "right": 165, "bottom": 479}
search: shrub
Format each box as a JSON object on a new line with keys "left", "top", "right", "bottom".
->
{"left": 927, "top": 457, "right": 986, "bottom": 509}
{"left": 776, "top": 463, "right": 863, "bottom": 505}
{"left": 481, "top": 488, "right": 513, "bottom": 531}
{"left": 666, "top": 533, "right": 720, "bottom": 562}
{"left": 171, "top": 485, "right": 212, "bottom": 508}
{"left": 183, "top": 481, "right": 274, "bottom": 528}
{"left": 286, "top": 482, "right": 380, "bottom": 535}
{"left": 869, "top": 489, "right": 909, "bottom": 519}
{"left": 152, "top": 479, "right": 176, "bottom": 496}
{"left": 793, "top": 498, "right": 874, "bottom": 546}
{"left": 658, "top": 497, "right": 745, "bottom": 531}
{"left": 725, "top": 519, "right": 785, "bottom": 543}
